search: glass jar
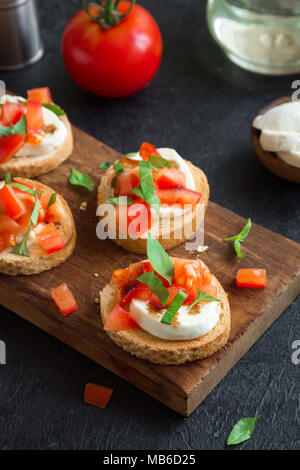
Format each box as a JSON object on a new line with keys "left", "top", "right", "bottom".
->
{"left": 206, "top": 0, "right": 300, "bottom": 75}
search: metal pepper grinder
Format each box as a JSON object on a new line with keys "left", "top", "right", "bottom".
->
{"left": 0, "top": 0, "right": 44, "bottom": 70}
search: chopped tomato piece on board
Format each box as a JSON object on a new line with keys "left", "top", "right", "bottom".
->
{"left": 0, "top": 103, "right": 25, "bottom": 126}
{"left": 26, "top": 99, "right": 44, "bottom": 134}
{"left": 27, "top": 87, "right": 52, "bottom": 104}
{"left": 236, "top": 269, "right": 267, "bottom": 288}
{"left": 0, "top": 134, "right": 25, "bottom": 163}
{"left": 84, "top": 383, "right": 113, "bottom": 409}
{"left": 103, "top": 305, "right": 139, "bottom": 330}
{"left": 155, "top": 167, "right": 186, "bottom": 189}
{"left": 139, "top": 142, "right": 161, "bottom": 161}
{"left": 0, "top": 185, "right": 26, "bottom": 220}
{"left": 34, "top": 222, "right": 65, "bottom": 254}
{"left": 51, "top": 283, "right": 78, "bottom": 316}
{"left": 156, "top": 188, "right": 201, "bottom": 207}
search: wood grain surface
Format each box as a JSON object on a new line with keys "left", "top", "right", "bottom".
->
{"left": 1, "top": 126, "right": 300, "bottom": 416}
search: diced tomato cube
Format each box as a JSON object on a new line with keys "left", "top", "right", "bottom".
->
{"left": 0, "top": 103, "right": 25, "bottom": 126}
{"left": 155, "top": 167, "right": 186, "bottom": 189}
{"left": 114, "top": 167, "right": 140, "bottom": 196}
{"left": 103, "top": 305, "right": 139, "bottom": 330}
{"left": 0, "top": 185, "right": 27, "bottom": 220}
{"left": 139, "top": 142, "right": 161, "bottom": 161}
{"left": 0, "top": 134, "right": 25, "bottom": 163}
{"left": 84, "top": 383, "right": 113, "bottom": 409}
{"left": 34, "top": 222, "right": 65, "bottom": 254}
{"left": 0, "top": 214, "right": 20, "bottom": 233}
{"left": 156, "top": 187, "right": 202, "bottom": 207}
{"left": 26, "top": 99, "right": 44, "bottom": 134}
{"left": 27, "top": 87, "right": 52, "bottom": 104}
{"left": 51, "top": 283, "right": 78, "bottom": 316}
{"left": 236, "top": 269, "right": 267, "bottom": 288}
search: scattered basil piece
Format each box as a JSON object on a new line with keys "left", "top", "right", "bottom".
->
{"left": 149, "top": 154, "right": 172, "bottom": 169}
{"left": 42, "top": 103, "right": 65, "bottom": 116}
{"left": 12, "top": 195, "right": 39, "bottom": 257}
{"left": 5, "top": 172, "right": 11, "bottom": 184}
{"left": 161, "top": 290, "right": 188, "bottom": 324}
{"left": 8, "top": 182, "right": 42, "bottom": 195}
{"left": 69, "top": 168, "right": 94, "bottom": 191}
{"left": 147, "top": 233, "right": 174, "bottom": 286}
{"left": 188, "top": 290, "right": 220, "bottom": 310}
{"left": 106, "top": 196, "right": 133, "bottom": 205}
{"left": 227, "top": 416, "right": 260, "bottom": 446}
{"left": 98, "top": 161, "right": 111, "bottom": 169}
{"left": 223, "top": 218, "right": 252, "bottom": 258}
{"left": 137, "top": 271, "right": 170, "bottom": 307}
{"left": 47, "top": 193, "right": 57, "bottom": 207}
{"left": 131, "top": 161, "right": 160, "bottom": 214}
{"left": 0, "top": 115, "right": 27, "bottom": 138}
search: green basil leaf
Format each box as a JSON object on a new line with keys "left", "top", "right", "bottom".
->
{"left": 149, "top": 154, "right": 172, "bottom": 169}
{"left": 114, "top": 161, "right": 124, "bottom": 176}
{"left": 8, "top": 183, "right": 42, "bottom": 195}
{"left": 5, "top": 172, "right": 11, "bottom": 184}
{"left": 239, "top": 218, "right": 252, "bottom": 240}
{"left": 227, "top": 416, "right": 260, "bottom": 446}
{"left": 98, "top": 161, "right": 111, "bottom": 169}
{"left": 0, "top": 114, "right": 27, "bottom": 138}
{"left": 47, "top": 193, "right": 57, "bottom": 207}
{"left": 188, "top": 289, "right": 220, "bottom": 310}
{"left": 161, "top": 290, "right": 188, "bottom": 324}
{"left": 234, "top": 239, "right": 245, "bottom": 258}
{"left": 224, "top": 218, "right": 252, "bottom": 257}
{"left": 147, "top": 233, "right": 174, "bottom": 286}
{"left": 69, "top": 168, "right": 94, "bottom": 191}
{"left": 12, "top": 229, "right": 30, "bottom": 257}
{"left": 106, "top": 196, "right": 133, "bottom": 205}
{"left": 131, "top": 161, "right": 160, "bottom": 214}
{"left": 30, "top": 195, "right": 40, "bottom": 227}
{"left": 137, "top": 272, "right": 170, "bottom": 307}
{"left": 43, "top": 103, "right": 65, "bottom": 116}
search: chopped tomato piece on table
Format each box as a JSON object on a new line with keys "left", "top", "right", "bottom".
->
{"left": 139, "top": 142, "right": 161, "bottom": 161}
{"left": 155, "top": 167, "right": 186, "bottom": 189}
{"left": 34, "top": 222, "right": 65, "bottom": 254}
{"left": 103, "top": 305, "right": 139, "bottom": 331}
{"left": 0, "top": 134, "right": 25, "bottom": 163}
{"left": 0, "top": 102, "right": 25, "bottom": 126}
{"left": 156, "top": 188, "right": 201, "bottom": 207}
{"left": 84, "top": 383, "right": 113, "bottom": 409}
{"left": 27, "top": 87, "right": 52, "bottom": 104}
{"left": 0, "top": 185, "right": 26, "bottom": 220}
{"left": 26, "top": 99, "right": 44, "bottom": 134}
{"left": 51, "top": 283, "right": 78, "bottom": 316}
{"left": 236, "top": 269, "right": 267, "bottom": 288}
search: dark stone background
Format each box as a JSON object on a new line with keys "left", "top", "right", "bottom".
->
{"left": 0, "top": 0, "right": 299, "bottom": 450}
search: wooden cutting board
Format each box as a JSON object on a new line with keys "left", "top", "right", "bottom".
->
{"left": 1, "top": 126, "right": 300, "bottom": 416}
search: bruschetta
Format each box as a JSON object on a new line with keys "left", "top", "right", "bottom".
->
{"left": 97, "top": 142, "right": 209, "bottom": 254}
{"left": 100, "top": 236, "right": 230, "bottom": 365}
{"left": 0, "top": 176, "right": 76, "bottom": 275}
{"left": 0, "top": 87, "right": 73, "bottom": 178}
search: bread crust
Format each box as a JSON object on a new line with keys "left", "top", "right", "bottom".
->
{"left": 100, "top": 275, "right": 230, "bottom": 365}
{"left": 0, "top": 178, "right": 76, "bottom": 275}
{"left": 97, "top": 160, "right": 210, "bottom": 254}
{"left": 0, "top": 114, "right": 73, "bottom": 178}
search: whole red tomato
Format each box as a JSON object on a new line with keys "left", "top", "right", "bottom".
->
{"left": 62, "top": 1, "right": 163, "bottom": 98}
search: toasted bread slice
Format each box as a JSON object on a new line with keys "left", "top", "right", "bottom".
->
{"left": 0, "top": 114, "right": 73, "bottom": 178}
{"left": 100, "top": 275, "right": 230, "bottom": 365}
{"left": 97, "top": 160, "right": 210, "bottom": 254}
{"left": 0, "top": 178, "right": 76, "bottom": 275}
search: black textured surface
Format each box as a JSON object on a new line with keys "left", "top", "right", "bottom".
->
{"left": 0, "top": 0, "right": 299, "bottom": 450}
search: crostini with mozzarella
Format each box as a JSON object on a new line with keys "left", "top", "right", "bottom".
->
{"left": 0, "top": 87, "right": 73, "bottom": 178}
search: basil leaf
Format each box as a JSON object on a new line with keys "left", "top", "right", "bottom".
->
{"left": 0, "top": 115, "right": 27, "bottom": 138}
{"left": 161, "top": 290, "right": 188, "bottom": 324}
{"left": 188, "top": 289, "right": 220, "bottom": 310}
{"left": 43, "top": 103, "right": 65, "bottom": 116}
{"left": 137, "top": 272, "right": 170, "bottom": 307}
{"left": 12, "top": 229, "right": 30, "bottom": 257}
{"left": 227, "top": 416, "right": 260, "bottom": 446}
{"left": 131, "top": 161, "right": 160, "bottom": 214}
{"left": 149, "top": 154, "right": 172, "bottom": 169}
{"left": 8, "top": 183, "right": 42, "bottom": 195}
{"left": 98, "top": 161, "right": 111, "bottom": 169}
{"left": 106, "top": 196, "right": 133, "bottom": 205}
{"left": 147, "top": 233, "right": 174, "bottom": 286}
{"left": 5, "top": 172, "right": 11, "bottom": 184}
{"left": 47, "top": 193, "right": 57, "bottom": 207}
{"left": 224, "top": 218, "right": 252, "bottom": 257}
{"left": 69, "top": 168, "right": 94, "bottom": 191}
{"left": 114, "top": 161, "right": 124, "bottom": 176}
{"left": 30, "top": 195, "right": 40, "bottom": 227}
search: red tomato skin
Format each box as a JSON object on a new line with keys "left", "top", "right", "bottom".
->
{"left": 0, "top": 185, "right": 26, "bottom": 220}
{"left": 104, "top": 305, "right": 139, "bottom": 330}
{"left": 27, "top": 87, "right": 52, "bottom": 104}
{"left": 62, "top": 2, "right": 163, "bottom": 98}
{"left": 51, "top": 283, "right": 78, "bottom": 316}
{"left": 236, "top": 269, "right": 267, "bottom": 288}
{"left": 0, "top": 134, "right": 25, "bottom": 163}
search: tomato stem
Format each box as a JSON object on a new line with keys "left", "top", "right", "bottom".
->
{"left": 83, "top": 0, "right": 136, "bottom": 29}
